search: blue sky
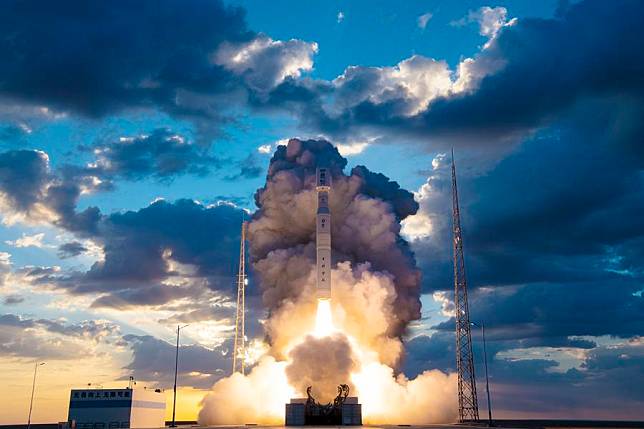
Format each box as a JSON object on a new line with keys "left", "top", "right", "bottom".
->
{"left": 0, "top": 0, "right": 642, "bottom": 423}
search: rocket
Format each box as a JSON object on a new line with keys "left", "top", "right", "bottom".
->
{"left": 316, "top": 168, "right": 331, "bottom": 300}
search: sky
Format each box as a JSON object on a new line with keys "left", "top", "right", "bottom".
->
{"left": 0, "top": 0, "right": 643, "bottom": 424}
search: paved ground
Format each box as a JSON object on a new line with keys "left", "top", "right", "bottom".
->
{"left": 4, "top": 422, "right": 644, "bottom": 429}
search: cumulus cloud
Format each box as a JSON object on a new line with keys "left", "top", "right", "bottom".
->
{"left": 332, "top": 55, "right": 453, "bottom": 116}
{"left": 0, "top": 150, "right": 51, "bottom": 221}
{"left": 257, "top": 144, "right": 273, "bottom": 154}
{"left": 472, "top": 6, "right": 516, "bottom": 39}
{"left": 215, "top": 36, "right": 318, "bottom": 93}
{"left": 247, "top": 0, "right": 644, "bottom": 151}
{"left": 0, "top": 313, "right": 120, "bottom": 359}
{"left": 0, "top": 149, "right": 101, "bottom": 232}
{"left": 452, "top": 6, "right": 515, "bottom": 40}
{"left": 5, "top": 232, "right": 46, "bottom": 248}
{"left": 336, "top": 140, "right": 371, "bottom": 156}
{"left": 0, "top": 0, "right": 320, "bottom": 140}
{"left": 123, "top": 334, "right": 230, "bottom": 388}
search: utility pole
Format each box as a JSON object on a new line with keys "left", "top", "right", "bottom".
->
{"left": 232, "top": 221, "right": 248, "bottom": 375}
{"left": 473, "top": 322, "right": 493, "bottom": 426}
{"left": 171, "top": 324, "right": 188, "bottom": 428}
{"left": 27, "top": 362, "right": 45, "bottom": 429}
{"left": 451, "top": 150, "right": 479, "bottom": 422}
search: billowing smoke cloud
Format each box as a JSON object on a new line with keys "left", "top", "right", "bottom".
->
{"left": 286, "top": 334, "right": 358, "bottom": 402}
{"left": 251, "top": 138, "right": 420, "bottom": 339}
{"left": 199, "top": 139, "right": 455, "bottom": 424}
{"left": 198, "top": 357, "right": 294, "bottom": 424}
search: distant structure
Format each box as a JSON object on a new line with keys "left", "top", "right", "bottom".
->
{"left": 67, "top": 387, "right": 165, "bottom": 429}
{"left": 232, "top": 221, "right": 248, "bottom": 375}
{"left": 451, "top": 151, "right": 480, "bottom": 422}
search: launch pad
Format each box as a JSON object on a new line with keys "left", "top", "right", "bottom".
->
{"left": 285, "top": 385, "right": 362, "bottom": 426}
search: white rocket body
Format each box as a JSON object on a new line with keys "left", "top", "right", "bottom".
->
{"left": 316, "top": 168, "right": 331, "bottom": 300}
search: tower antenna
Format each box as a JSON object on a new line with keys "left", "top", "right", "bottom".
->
{"left": 232, "top": 220, "right": 248, "bottom": 375}
{"left": 452, "top": 151, "right": 479, "bottom": 422}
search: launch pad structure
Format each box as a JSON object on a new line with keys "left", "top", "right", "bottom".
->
{"left": 451, "top": 151, "right": 480, "bottom": 422}
{"left": 232, "top": 221, "right": 248, "bottom": 375}
{"left": 286, "top": 385, "right": 361, "bottom": 426}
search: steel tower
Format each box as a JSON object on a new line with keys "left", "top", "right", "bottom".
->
{"left": 451, "top": 151, "right": 479, "bottom": 422}
{"left": 232, "top": 221, "right": 248, "bottom": 375}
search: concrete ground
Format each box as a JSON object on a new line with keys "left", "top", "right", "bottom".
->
{"left": 4, "top": 422, "right": 644, "bottom": 429}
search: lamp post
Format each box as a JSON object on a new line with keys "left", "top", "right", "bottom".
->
{"left": 171, "top": 324, "right": 189, "bottom": 428}
{"left": 27, "top": 362, "right": 45, "bottom": 429}
{"left": 472, "top": 322, "right": 493, "bottom": 426}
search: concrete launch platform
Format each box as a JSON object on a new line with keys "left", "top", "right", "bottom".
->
{"left": 4, "top": 422, "right": 644, "bottom": 429}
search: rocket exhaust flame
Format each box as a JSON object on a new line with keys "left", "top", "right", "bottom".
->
{"left": 313, "top": 298, "right": 335, "bottom": 337}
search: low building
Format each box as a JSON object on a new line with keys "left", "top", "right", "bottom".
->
{"left": 67, "top": 388, "right": 165, "bottom": 429}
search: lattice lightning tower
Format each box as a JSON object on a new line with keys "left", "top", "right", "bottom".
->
{"left": 232, "top": 221, "right": 248, "bottom": 375}
{"left": 451, "top": 151, "right": 480, "bottom": 422}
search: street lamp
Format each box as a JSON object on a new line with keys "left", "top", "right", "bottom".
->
{"left": 471, "top": 322, "right": 493, "bottom": 426}
{"left": 27, "top": 362, "right": 45, "bottom": 429}
{"left": 171, "top": 324, "right": 189, "bottom": 428}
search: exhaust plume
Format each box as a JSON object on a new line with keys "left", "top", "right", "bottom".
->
{"left": 198, "top": 139, "right": 456, "bottom": 424}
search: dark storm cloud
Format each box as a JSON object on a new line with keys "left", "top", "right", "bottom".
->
{"left": 0, "top": 149, "right": 49, "bottom": 212}
{"left": 59, "top": 199, "right": 245, "bottom": 308}
{"left": 0, "top": 0, "right": 250, "bottom": 119}
{"left": 0, "top": 148, "right": 102, "bottom": 233}
{"left": 45, "top": 181, "right": 102, "bottom": 235}
{"left": 433, "top": 280, "right": 644, "bottom": 342}
{"left": 0, "top": 1, "right": 321, "bottom": 142}
{"left": 224, "top": 154, "right": 264, "bottom": 181}
{"left": 123, "top": 334, "right": 230, "bottom": 389}
{"left": 76, "top": 128, "right": 220, "bottom": 182}
{"left": 2, "top": 294, "right": 24, "bottom": 305}
{"left": 487, "top": 341, "right": 644, "bottom": 419}
{"left": 404, "top": 332, "right": 644, "bottom": 418}
{"left": 57, "top": 241, "right": 88, "bottom": 259}
{"left": 416, "top": 0, "right": 644, "bottom": 144}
